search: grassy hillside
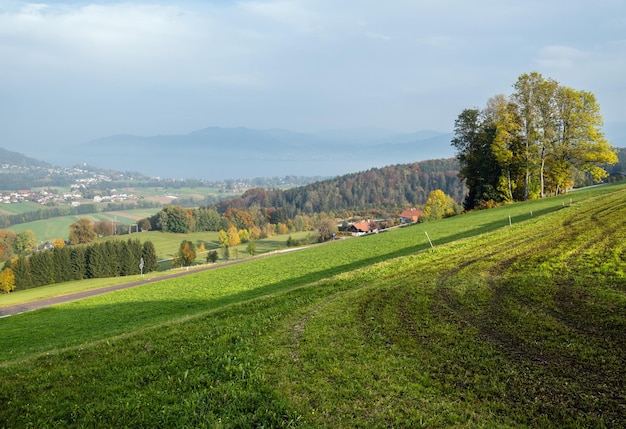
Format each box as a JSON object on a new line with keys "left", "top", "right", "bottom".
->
{"left": 0, "top": 183, "right": 624, "bottom": 427}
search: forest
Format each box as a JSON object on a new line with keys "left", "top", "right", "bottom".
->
{"left": 212, "top": 158, "right": 464, "bottom": 217}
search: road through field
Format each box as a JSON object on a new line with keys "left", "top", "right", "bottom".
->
{"left": 0, "top": 246, "right": 309, "bottom": 318}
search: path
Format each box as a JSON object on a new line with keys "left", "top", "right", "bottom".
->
{"left": 0, "top": 246, "right": 310, "bottom": 318}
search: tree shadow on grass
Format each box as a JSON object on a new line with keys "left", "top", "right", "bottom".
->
{"left": 0, "top": 204, "right": 568, "bottom": 361}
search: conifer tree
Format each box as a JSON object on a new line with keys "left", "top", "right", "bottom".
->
{"left": 141, "top": 241, "right": 159, "bottom": 273}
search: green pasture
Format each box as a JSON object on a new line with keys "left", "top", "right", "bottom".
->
{"left": 0, "top": 231, "right": 317, "bottom": 307}
{"left": 0, "top": 201, "right": 42, "bottom": 215}
{"left": 8, "top": 216, "right": 77, "bottom": 243}
{"left": 7, "top": 208, "right": 160, "bottom": 242}
{"left": 0, "top": 182, "right": 624, "bottom": 427}
{"left": 120, "top": 185, "right": 241, "bottom": 201}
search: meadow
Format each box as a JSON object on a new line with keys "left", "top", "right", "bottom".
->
{"left": 0, "top": 182, "right": 624, "bottom": 427}
{"left": 7, "top": 208, "right": 160, "bottom": 242}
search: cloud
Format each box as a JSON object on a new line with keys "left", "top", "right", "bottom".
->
{"left": 0, "top": 0, "right": 625, "bottom": 152}
{"left": 0, "top": 2, "right": 267, "bottom": 87}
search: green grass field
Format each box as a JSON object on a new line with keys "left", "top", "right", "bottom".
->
{"left": 0, "top": 182, "right": 624, "bottom": 427}
{"left": 7, "top": 208, "right": 161, "bottom": 242}
{"left": 0, "top": 201, "right": 42, "bottom": 215}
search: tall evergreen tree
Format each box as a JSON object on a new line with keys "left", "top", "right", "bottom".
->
{"left": 10, "top": 255, "right": 32, "bottom": 290}
{"left": 70, "top": 246, "right": 87, "bottom": 280}
{"left": 141, "top": 241, "right": 159, "bottom": 273}
{"left": 86, "top": 244, "right": 108, "bottom": 278}
{"left": 53, "top": 246, "right": 72, "bottom": 283}
{"left": 30, "top": 250, "right": 55, "bottom": 286}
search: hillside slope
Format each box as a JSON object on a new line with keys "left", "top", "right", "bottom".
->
{"left": 0, "top": 183, "right": 624, "bottom": 427}
{"left": 214, "top": 157, "right": 463, "bottom": 215}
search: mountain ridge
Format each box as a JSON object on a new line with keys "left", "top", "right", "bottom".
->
{"left": 75, "top": 126, "right": 456, "bottom": 180}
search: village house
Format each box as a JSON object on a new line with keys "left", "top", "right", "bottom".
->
{"left": 400, "top": 208, "right": 423, "bottom": 224}
{"left": 346, "top": 220, "right": 378, "bottom": 236}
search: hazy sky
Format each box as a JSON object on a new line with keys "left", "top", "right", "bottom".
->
{"left": 1, "top": 0, "right": 625, "bottom": 158}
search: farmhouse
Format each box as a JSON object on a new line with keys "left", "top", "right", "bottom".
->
{"left": 400, "top": 208, "right": 423, "bottom": 224}
{"left": 347, "top": 220, "right": 378, "bottom": 236}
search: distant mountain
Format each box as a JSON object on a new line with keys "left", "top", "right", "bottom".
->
{"left": 74, "top": 127, "right": 456, "bottom": 180}
{"left": 0, "top": 147, "right": 51, "bottom": 168}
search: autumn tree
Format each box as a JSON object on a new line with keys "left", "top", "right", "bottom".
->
{"left": 14, "top": 230, "right": 36, "bottom": 254}
{"left": 454, "top": 71, "right": 618, "bottom": 206}
{"left": 227, "top": 225, "right": 241, "bottom": 247}
{"left": 223, "top": 208, "right": 255, "bottom": 230}
{"left": 93, "top": 221, "right": 112, "bottom": 237}
{"left": 422, "top": 190, "right": 462, "bottom": 221}
{"left": 0, "top": 268, "right": 15, "bottom": 293}
{"left": 484, "top": 94, "right": 524, "bottom": 201}
{"left": 316, "top": 216, "right": 337, "bottom": 242}
{"left": 69, "top": 218, "right": 97, "bottom": 245}
{"left": 173, "top": 240, "right": 196, "bottom": 268}
{"left": 512, "top": 72, "right": 617, "bottom": 197}
{"left": 238, "top": 229, "right": 250, "bottom": 243}
{"left": 53, "top": 238, "right": 65, "bottom": 248}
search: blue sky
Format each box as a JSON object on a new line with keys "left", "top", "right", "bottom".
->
{"left": 1, "top": 0, "right": 625, "bottom": 160}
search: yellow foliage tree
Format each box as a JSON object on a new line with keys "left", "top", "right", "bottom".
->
{"left": 423, "top": 190, "right": 462, "bottom": 221}
{"left": 0, "top": 268, "right": 16, "bottom": 293}
{"left": 227, "top": 225, "right": 241, "bottom": 247}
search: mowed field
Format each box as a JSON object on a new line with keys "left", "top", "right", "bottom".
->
{"left": 7, "top": 208, "right": 160, "bottom": 242}
{"left": 0, "top": 182, "right": 624, "bottom": 427}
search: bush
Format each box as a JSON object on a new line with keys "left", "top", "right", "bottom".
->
{"left": 206, "top": 250, "right": 218, "bottom": 263}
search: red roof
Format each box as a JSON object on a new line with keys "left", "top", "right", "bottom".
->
{"left": 352, "top": 220, "right": 372, "bottom": 232}
{"left": 400, "top": 208, "right": 423, "bottom": 222}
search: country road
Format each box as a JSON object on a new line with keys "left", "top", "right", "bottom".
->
{"left": 0, "top": 246, "right": 311, "bottom": 318}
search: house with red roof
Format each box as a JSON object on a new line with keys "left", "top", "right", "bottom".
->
{"left": 346, "top": 220, "right": 378, "bottom": 236}
{"left": 400, "top": 208, "right": 423, "bottom": 224}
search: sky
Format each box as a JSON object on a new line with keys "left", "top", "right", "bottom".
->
{"left": 1, "top": 0, "right": 625, "bottom": 162}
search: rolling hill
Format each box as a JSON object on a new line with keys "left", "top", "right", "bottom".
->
{"left": 0, "top": 182, "right": 624, "bottom": 427}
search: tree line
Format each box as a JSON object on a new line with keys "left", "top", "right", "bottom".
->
{"left": 2, "top": 239, "right": 159, "bottom": 292}
{"left": 452, "top": 72, "right": 618, "bottom": 209}
{"left": 212, "top": 158, "right": 464, "bottom": 218}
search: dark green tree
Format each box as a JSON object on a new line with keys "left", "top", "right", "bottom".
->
{"left": 69, "top": 246, "right": 87, "bottom": 280}
{"left": 141, "top": 241, "right": 159, "bottom": 273}
{"left": 52, "top": 246, "right": 72, "bottom": 283}
{"left": 10, "top": 255, "right": 32, "bottom": 290}
{"left": 86, "top": 243, "right": 108, "bottom": 278}
{"left": 206, "top": 250, "right": 218, "bottom": 263}
{"left": 451, "top": 108, "right": 502, "bottom": 209}
{"left": 30, "top": 250, "right": 55, "bottom": 286}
